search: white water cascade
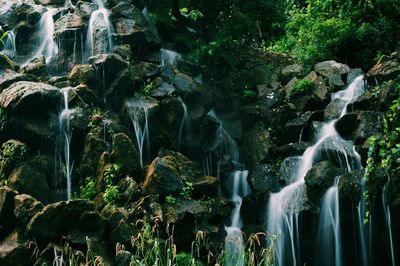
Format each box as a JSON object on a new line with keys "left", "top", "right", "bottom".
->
{"left": 267, "top": 75, "right": 366, "bottom": 266}
{"left": 126, "top": 98, "right": 155, "bottom": 168}
{"left": 86, "top": 0, "right": 113, "bottom": 58}
{"left": 383, "top": 174, "right": 396, "bottom": 266}
{"left": 316, "top": 176, "right": 342, "bottom": 266}
{"left": 59, "top": 87, "right": 73, "bottom": 200}
{"left": 177, "top": 97, "right": 190, "bottom": 151}
{"left": 34, "top": 9, "right": 59, "bottom": 63}
{"left": 64, "top": 0, "right": 75, "bottom": 8}
{"left": 206, "top": 111, "right": 250, "bottom": 265}
{"left": 224, "top": 170, "right": 251, "bottom": 266}
{"left": 160, "top": 48, "right": 182, "bottom": 66}
{"left": 3, "top": 28, "right": 16, "bottom": 54}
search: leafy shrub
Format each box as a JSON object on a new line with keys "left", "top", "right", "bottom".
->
{"left": 102, "top": 164, "right": 122, "bottom": 205}
{"left": 79, "top": 176, "right": 96, "bottom": 200}
{"left": 292, "top": 79, "right": 314, "bottom": 95}
{"left": 273, "top": 0, "right": 400, "bottom": 69}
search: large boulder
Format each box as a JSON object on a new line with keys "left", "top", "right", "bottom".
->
{"left": 324, "top": 98, "right": 347, "bottom": 120}
{"left": 314, "top": 60, "right": 350, "bottom": 77}
{"left": 347, "top": 68, "right": 364, "bottom": 84}
{"left": 275, "top": 141, "right": 311, "bottom": 158}
{"left": 68, "top": 64, "right": 96, "bottom": 86}
{"left": 173, "top": 72, "right": 200, "bottom": 94}
{"left": 241, "top": 121, "right": 273, "bottom": 168}
{"left": 0, "top": 187, "right": 17, "bottom": 236}
{"left": 281, "top": 64, "right": 303, "bottom": 82}
{"left": 0, "top": 232, "right": 32, "bottom": 266}
{"left": 304, "top": 161, "right": 344, "bottom": 205}
{"left": 283, "top": 111, "right": 323, "bottom": 142}
{"left": 0, "top": 81, "right": 60, "bottom": 113}
{"left": 328, "top": 74, "right": 345, "bottom": 91}
{"left": 338, "top": 170, "right": 363, "bottom": 204}
{"left": 88, "top": 52, "right": 128, "bottom": 73}
{"left": 79, "top": 127, "right": 109, "bottom": 179}
{"left": 113, "top": 3, "right": 160, "bottom": 56}
{"left": 8, "top": 156, "right": 53, "bottom": 204}
{"left": 0, "top": 70, "right": 37, "bottom": 92}
{"left": 354, "top": 111, "right": 385, "bottom": 144}
{"left": 0, "top": 52, "right": 16, "bottom": 71}
{"left": 278, "top": 157, "right": 302, "bottom": 185}
{"left": 13, "top": 194, "right": 43, "bottom": 230}
{"left": 105, "top": 69, "right": 135, "bottom": 110}
{"left": 248, "top": 164, "right": 279, "bottom": 194}
{"left": 54, "top": 12, "right": 85, "bottom": 39}
{"left": 109, "top": 133, "right": 141, "bottom": 177}
{"left": 67, "top": 210, "right": 107, "bottom": 245}
{"left": 26, "top": 199, "right": 95, "bottom": 242}
{"left": 158, "top": 149, "right": 219, "bottom": 199}
{"left": 142, "top": 156, "right": 183, "bottom": 198}
{"left": 19, "top": 56, "right": 48, "bottom": 78}
{"left": 163, "top": 197, "right": 227, "bottom": 250}
{"left": 0, "top": 140, "right": 30, "bottom": 180}
{"left": 335, "top": 113, "right": 358, "bottom": 139}
{"left": 368, "top": 53, "right": 400, "bottom": 82}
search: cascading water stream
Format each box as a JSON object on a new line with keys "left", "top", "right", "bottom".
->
{"left": 126, "top": 98, "right": 155, "bottom": 168}
{"left": 224, "top": 170, "right": 250, "bottom": 266}
{"left": 160, "top": 48, "right": 182, "bottom": 66}
{"left": 86, "top": 0, "right": 113, "bottom": 58}
{"left": 177, "top": 97, "right": 190, "bottom": 151}
{"left": 316, "top": 176, "right": 342, "bottom": 266}
{"left": 33, "top": 9, "right": 59, "bottom": 63}
{"left": 383, "top": 174, "right": 396, "bottom": 266}
{"left": 59, "top": 88, "right": 73, "bottom": 200}
{"left": 3, "top": 28, "right": 16, "bottom": 54}
{"left": 267, "top": 75, "right": 366, "bottom": 266}
{"left": 206, "top": 111, "right": 250, "bottom": 265}
{"left": 64, "top": 0, "right": 75, "bottom": 8}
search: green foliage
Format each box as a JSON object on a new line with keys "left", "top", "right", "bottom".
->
{"left": 275, "top": 14, "right": 351, "bottom": 67}
{"left": 180, "top": 181, "right": 193, "bottom": 199}
{"left": 273, "top": 0, "right": 400, "bottom": 69}
{"left": 32, "top": 217, "right": 276, "bottom": 265}
{"left": 144, "top": 0, "right": 287, "bottom": 92}
{"left": 176, "top": 252, "right": 203, "bottom": 266}
{"left": 0, "top": 26, "right": 10, "bottom": 50}
{"left": 179, "top": 7, "right": 203, "bottom": 21}
{"left": 139, "top": 79, "right": 155, "bottom": 96}
{"left": 243, "top": 89, "right": 257, "bottom": 98}
{"left": 103, "top": 164, "right": 122, "bottom": 205}
{"left": 165, "top": 195, "right": 176, "bottom": 204}
{"left": 292, "top": 79, "right": 314, "bottom": 95}
{"left": 103, "top": 185, "right": 120, "bottom": 205}
{"left": 363, "top": 80, "right": 400, "bottom": 223}
{"left": 79, "top": 176, "right": 96, "bottom": 200}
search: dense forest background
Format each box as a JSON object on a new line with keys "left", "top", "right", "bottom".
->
{"left": 142, "top": 0, "right": 399, "bottom": 90}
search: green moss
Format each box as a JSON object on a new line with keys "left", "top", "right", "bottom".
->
{"left": 292, "top": 79, "right": 314, "bottom": 95}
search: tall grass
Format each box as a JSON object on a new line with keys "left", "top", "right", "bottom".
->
{"left": 39, "top": 219, "right": 276, "bottom": 266}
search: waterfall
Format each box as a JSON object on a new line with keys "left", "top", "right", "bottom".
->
{"left": 206, "top": 111, "right": 250, "bottom": 264}
{"left": 160, "top": 48, "right": 182, "bottom": 66}
{"left": 266, "top": 75, "right": 366, "bottom": 266}
{"left": 316, "top": 176, "right": 342, "bottom": 266}
{"left": 86, "top": 0, "right": 113, "bottom": 58}
{"left": 3, "top": 28, "right": 16, "bottom": 54}
{"left": 177, "top": 97, "right": 190, "bottom": 151}
{"left": 34, "top": 9, "right": 59, "bottom": 63}
{"left": 383, "top": 175, "right": 396, "bottom": 266}
{"left": 64, "top": 0, "right": 75, "bottom": 8}
{"left": 59, "top": 88, "right": 73, "bottom": 200}
{"left": 224, "top": 170, "right": 251, "bottom": 266}
{"left": 126, "top": 98, "right": 154, "bottom": 168}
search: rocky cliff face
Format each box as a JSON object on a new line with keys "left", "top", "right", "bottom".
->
{"left": 0, "top": 0, "right": 399, "bottom": 265}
